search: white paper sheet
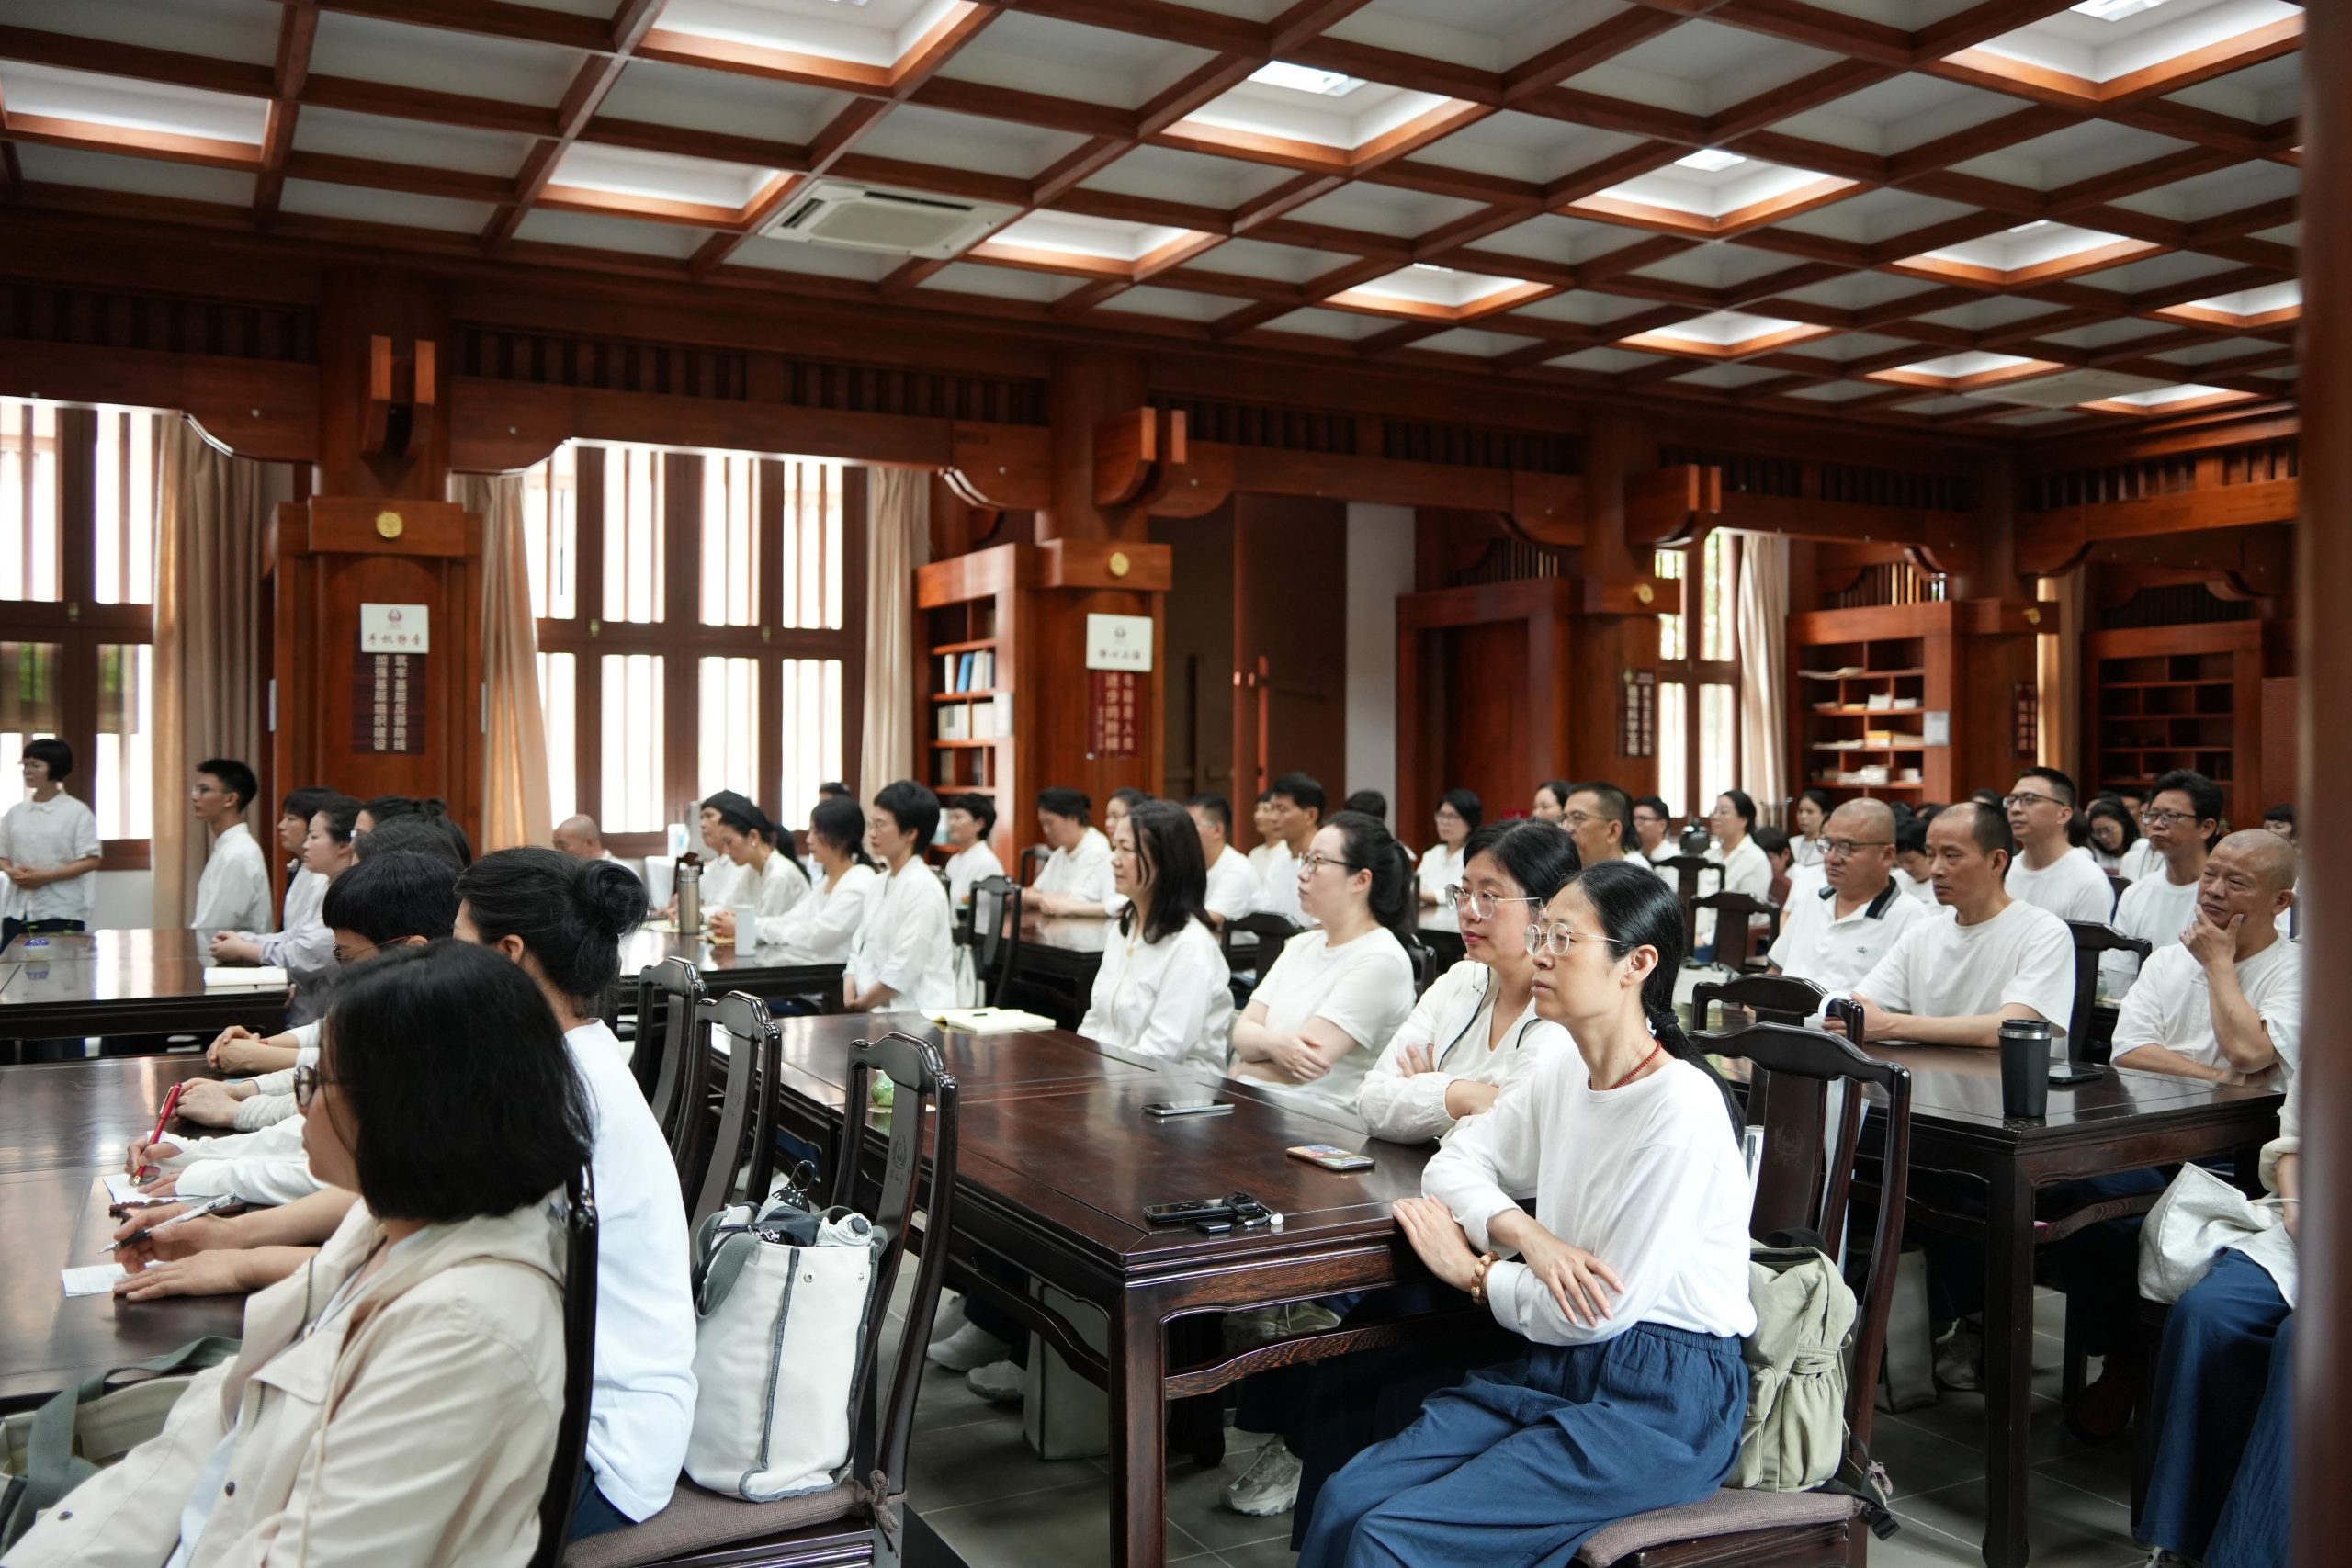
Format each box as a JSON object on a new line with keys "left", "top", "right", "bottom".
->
{"left": 62, "top": 1264, "right": 126, "bottom": 1298}
{"left": 102, "top": 1170, "right": 144, "bottom": 1204}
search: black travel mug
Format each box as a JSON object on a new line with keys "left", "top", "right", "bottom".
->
{"left": 1999, "top": 1018, "right": 2052, "bottom": 1120}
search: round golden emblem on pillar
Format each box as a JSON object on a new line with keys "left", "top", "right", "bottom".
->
{"left": 1634, "top": 581, "right": 1655, "bottom": 605}
{"left": 376, "top": 511, "right": 404, "bottom": 540}
{"left": 1108, "top": 550, "right": 1131, "bottom": 578}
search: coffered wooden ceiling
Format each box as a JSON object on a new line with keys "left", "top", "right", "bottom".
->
{"left": 0, "top": 0, "right": 2304, "bottom": 436}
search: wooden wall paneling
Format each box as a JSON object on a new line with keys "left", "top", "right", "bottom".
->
{"left": 2259, "top": 674, "right": 2297, "bottom": 819}
{"left": 660, "top": 449, "right": 699, "bottom": 826}
{"left": 446, "top": 378, "right": 971, "bottom": 474}
{"left": 2081, "top": 621, "right": 2262, "bottom": 825}
{"left": 314, "top": 268, "right": 449, "bottom": 498}
{"left": 1149, "top": 505, "right": 1237, "bottom": 802}
{"left": 0, "top": 342, "right": 317, "bottom": 463}
{"left": 1231, "top": 492, "right": 1347, "bottom": 806}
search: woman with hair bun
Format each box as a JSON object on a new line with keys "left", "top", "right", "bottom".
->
{"left": 1230, "top": 809, "right": 1419, "bottom": 1115}
{"left": 701, "top": 789, "right": 809, "bottom": 943}
{"left": 760, "top": 794, "right": 881, "bottom": 961}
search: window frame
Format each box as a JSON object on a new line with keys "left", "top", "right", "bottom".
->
{"left": 1656, "top": 532, "right": 1743, "bottom": 821}
{"left": 535, "top": 447, "right": 867, "bottom": 858}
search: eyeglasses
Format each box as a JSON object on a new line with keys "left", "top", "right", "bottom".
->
{"left": 1299, "top": 852, "right": 1360, "bottom": 877}
{"left": 1523, "top": 921, "right": 1635, "bottom": 958}
{"left": 2002, "top": 791, "right": 2065, "bottom": 810}
{"left": 1561, "top": 810, "right": 1608, "bottom": 829}
{"left": 2140, "top": 807, "right": 2196, "bottom": 828}
{"left": 331, "top": 939, "right": 379, "bottom": 965}
{"left": 187, "top": 784, "right": 220, "bottom": 798}
{"left": 290, "top": 1064, "right": 339, "bottom": 1109}
{"left": 1445, "top": 885, "right": 1544, "bottom": 921}
{"left": 1822, "top": 839, "right": 1893, "bottom": 858}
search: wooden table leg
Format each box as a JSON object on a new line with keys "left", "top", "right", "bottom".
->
{"left": 1982, "top": 1165, "right": 2036, "bottom": 1568}
{"left": 1110, "top": 1286, "right": 1170, "bottom": 1568}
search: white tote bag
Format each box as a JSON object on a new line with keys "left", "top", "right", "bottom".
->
{"left": 684, "top": 1197, "right": 878, "bottom": 1501}
{"left": 2136, "top": 1163, "right": 2297, "bottom": 1309}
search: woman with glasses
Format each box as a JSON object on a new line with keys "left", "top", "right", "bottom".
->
{"left": 2085, "top": 795, "right": 2140, "bottom": 874}
{"left": 24, "top": 942, "right": 591, "bottom": 1568}
{"left": 1300, "top": 861, "right": 1753, "bottom": 1568}
{"left": 1230, "top": 809, "right": 1420, "bottom": 1115}
{"left": 1079, "top": 799, "right": 1234, "bottom": 1070}
{"left": 1415, "top": 788, "right": 1482, "bottom": 907}
{"left": 1362, "top": 821, "right": 1577, "bottom": 1144}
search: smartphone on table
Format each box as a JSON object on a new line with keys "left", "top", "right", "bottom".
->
{"left": 1288, "top": 1144, "right": 1374, "bottom": 1173}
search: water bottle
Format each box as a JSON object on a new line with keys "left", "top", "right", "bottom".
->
{"left": 675, "top": 855, "right": 702, "bottom": 934}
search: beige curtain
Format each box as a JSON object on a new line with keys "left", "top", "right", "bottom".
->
{"left": 453, "top": 472, "right": 551, "bottom": 853}
{"left": 151, "top": 416, "right": 282, "bottom": 921}
{"left": 856, "top": 467, "right": 930, "bottom": 797}
{"left": 1732, "top": 529, "right": 1790, "bottom": 821}
{"left": 2038, "top": 570, "right": 2082, "bottom": 777}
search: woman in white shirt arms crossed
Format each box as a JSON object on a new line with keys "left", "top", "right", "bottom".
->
{"left": 762, "top": 794, "right": 884, "bottom": 961}
{"left": 702, "top": 790, "right": 810, "bottom": 944}
{"left": 1414, "top": 788, "right": 1479, "bottom": 907}
{"left": 212, "top": 791, "right": 360, "bottom": 972}
{"left": 1361, "top": 819, "right": 1579, "bottom": 1145}
{"left": 1, "top": 737, "right": 103, "bottom": 950}
{"left": 1079, "top": 799, "right": 1233, "bottom": 1071}
{"left": 1229, "top": 809, "right": 1420, "bottom": 1116}
{"left": 1300, "top": 860, "right": 1753, "bottom": 1567}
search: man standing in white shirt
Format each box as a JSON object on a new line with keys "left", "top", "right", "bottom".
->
{"left": 1185, "top": 791, "right": 1261, "bottom": 925}
{"left": 2003, "top": 766, "right": 2115, "bottom": 923}
{"left": 1768, "top": 799, "right": 1925, "bottom": 992}
{"left": 1254, "top": 771, "right": 1325, "bottom": 925}
{"left": 941, "top": 792, "right": 1005, "bottom": 908}
{"left": 190, "top": 756, "right": 273, "bottom": 936}
{"left": 2110, "top": 829, "right": 2299, "bottom": 1087}
{"left": 1838, "top": 801, "right": 2075, "bottom": 1046}
{"left": 1, "top": 738, "right": 103, "bottom": 950}
{"left": 2100, "top": 769, "right": 2221, "bottom": 999}
{"left": 1028, "top": 785, "right": 1114, "bottom": 916}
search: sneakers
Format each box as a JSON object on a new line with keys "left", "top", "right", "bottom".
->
{"left": 927, "top": 1321, "right": 1012, "bottom": 1373}
{"left": 967, "top": 1358, "right": 1024, "bottom": 1405}
{"left": 1223, "top": 1437, "right": 1302, "bottom": 1517}
{"left": 1934, "top": 1318, "right": 1983, "bottom": 1392}
{"left": 1222, "top": 1301, "right": 1345, "bottom": 1351}
{"left": 929, "top": 1291, "right": 968, "bottom": 1346}
{"left": 2145, "top": 1550, "right": 2201, "bottom": 1568}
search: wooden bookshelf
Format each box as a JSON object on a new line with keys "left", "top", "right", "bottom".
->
{"left": 1787, "top": 600, "right": 2047, "bottom": 809}
{"left": 915, "top": 543, "right": 1028, "bottom": 869}
{"left": 2084, "top": 623, "right": 2265, "bottom": 826}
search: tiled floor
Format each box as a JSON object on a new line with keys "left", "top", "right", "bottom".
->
{"left": 888, "top": 1285, "right": 2152, "bottom": 1568}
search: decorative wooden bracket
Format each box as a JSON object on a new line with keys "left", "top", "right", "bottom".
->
{"left": 943, "top": 423, "right": 1050, "bottom": 511}
{"left": 1625, "top": 464, "right": 1720, "bottom": 547}
{"left": 1499, "top": 471, "right": 1585, "bottom": 548}
{"left": 1094, "top": 406, "right": 1189, "bottom": 509}
{"left": 1145, "top": 439, "right": 1232, "bottom": 518}
{"left": 359, "top": 334, "right": 435, "bottom": 460}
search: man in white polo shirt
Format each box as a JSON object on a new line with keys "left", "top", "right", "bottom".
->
{"left": 2099, "top": 768, "right": 2220, "bottom": 999}
{"left": 1768, "top": 798, "right": 1925, "bottom": 992}
{"left": 1833, "top": 800, "right": 2075, "bottom": 1046}
{"left": 2110, "top": 829, "right": 2300, "bottom": 1088}
{"left": 1186, "top": 792, "right": 1261, "bottom": 925}
{"left": 2003, "top": 766, "right": 2116, "bottom": 924}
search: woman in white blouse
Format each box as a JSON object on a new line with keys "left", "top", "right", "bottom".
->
{"left": 1790, "top": 787, "right": 1832, "bottom": 869}
{"left": 703, "top": 790, "right": 809, "bottom": 944}
{"left": 846, "top": 781, "right": 957, "bottom": 1013}
{"left": 1361, "top": 820, "right": 1577, "bottom": 1145}
{"left": 1300, "top": 860, "right": 1754, "bottom": 1566}
{"left": 1079, "top": 799, "right": 1233, "bottom": 1070}
{"left": 213, "top": 792, "right": 359, "bottom": 971}
{"left": 1030, "top": 785, "right": 1115, "bottom": 917}
{"left": 1696, "top": 787, "right": 1773, "bottom": 957}
{"left": 1414, "top": 789, "right": 1480, "bottom": 907}
{"left": 761, "top": 795, "right": 882, "bottom": 961}
{"left": 1230, "top": 809, "right": 1419, "bottom": 1116}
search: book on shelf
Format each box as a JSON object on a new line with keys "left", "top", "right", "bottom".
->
{"left": 1865, "top": 692, "right": 1894, "bottom": 711}
{"left": 941, "top": 653, "right": 959, "bottom": 693}
{"left": 957, "top": 652, "right": 976, "bottom": 693}
{"left": 935, "top": 705, "right": 969, "bottom": 741}
{"left": 971, "top": 699, "right": 997, "bottom": 740}
{"left": 1798, "top": 665, "right": 1868, "bottom": 679}
{"left": 974, "top": 649, "right": 994, "bottom": 688}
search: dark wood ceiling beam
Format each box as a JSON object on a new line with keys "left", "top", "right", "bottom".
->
{"left": 254, "top": 4, "right": 318, "bottom": 229}
{"left": 479, "top": 0, "right": 665, "bottom": 254}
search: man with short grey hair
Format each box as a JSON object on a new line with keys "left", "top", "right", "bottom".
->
{"left": 1767, "top": 799, "right": 1925, "bottom": 992}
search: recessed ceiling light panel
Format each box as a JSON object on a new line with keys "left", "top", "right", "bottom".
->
{"left": 1247, "top": 62, "right": 1362, "bottom": 96}
{"left": 2069, "top": 0, "right": 2170, "bottom": 18}
{"left": 1673, "top": 149, "right": 1746, "bottom": 173}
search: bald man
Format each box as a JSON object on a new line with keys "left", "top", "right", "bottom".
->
{"left": 2110, "top": 829, "right": 2301, "bottom": 1087}
{"left": 1766, "top": 799, "right": 1926, "bottom": 991}
{"left": 552, "top": 815, "right": 635, "bottom": 878}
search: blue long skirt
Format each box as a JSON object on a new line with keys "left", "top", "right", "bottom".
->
{"left": 2137, "top": 1247, "right": 2292, "bottom": 1568}
{"left": 1297, "top": 1322, "right": 1747, "bottom": 1568}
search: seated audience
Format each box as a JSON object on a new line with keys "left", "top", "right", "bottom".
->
{"left": 2261, "top": 803, "right": 2293, "bottom": 842}
{"left": 1893, "top": 814, "right": 1936, "bottom": 903}
{"left": 761, "top": 794, "right": 882, "bottom": 959}
{"left": 1185, "top": 792, "right": 1261, "bottom": 924}
{"left": 551, "top": 814, "right": 633, "bottom": 875}
{"left": 1029, "top": 785, "right": 1114, "bottom": 916}
{"left": 701, "top": 790, "right": 809, "bottom": 944}
{"left": 1253, "top": 772, "right": 1326, "bottom": 925}
{"left": 1416, "top": 788, "right": 1480, "bottom": 907}
{"left": 681, "top": 795, "right": 744, "bottom": 911}
{"left": 1079, "top": 800, "right": 1233, "bottom": 1071}
{"left": 1695, "top": 788, "right": 1771, "bottom": 953}
{"left": 1104, "top": 786, "right": 1149, "bottom": 838}
{"left": 24, "top": 942, "right": 592, "bottom": 1568}
{"left": 1753, "top": 826, "right": 1793, "bottom": 908}
{"left": 1789, "top": 787, "right": 1832, "bottom": 868}
{"left": 1359, "top": 820, "right": 1578, "bottom": 1145}
{"left": 1835, "top": 801, "right": 2074, "bottom": 1046}
{"left": 2135, "top": 1057, "right": 2301, "bottom": 1568}
{"left": 2085, "top": 796, "right": 2139, "bottom": 874}
{"left": 1767, "top": 799, "right": 1927, "bottom": 991}
{"left": 1631, "top": 795, "right": 1674, "bottom": 864}
{"left": 357, "top": 794, "right": 473, "bottom": 864}
{"left": 190, "top": 756, "right": 271, "bottom": 934}
{"left": 257, "top": 785, "right": 336, "bottom": 952}
{"left": 1560, "top": 782, "right": 1636, "bottom": 870}
{"left": 845, "top": 780, "right": 956, "bottom": 1012}
{"left": 1300, "top": 861, "right": 1752, "bottom": 1566}
{"left": 2110, "top": 829, "right": 2300, "bottom": 1089}
{"left": 1529, "top": 779, "right": 1570, "bottom": 824}
{"left": 354, "top": 813, "right": 468, "bottom": 867}
{"left": 2101, "top": 769, "right": 2221, "bottom": 998}
{"left": 1230, "top": 809, "right": 1418, "bottom": 1115}
{"left": 2, "top": 736, "right": 103, "bottom": 950}
{"left": 942, "top": 791, "right": 1005, "bottom": 908}
{"left": 2004, "top": 767, "right": 2115, "bottom": 922}
{"left": 213, "top": 792, "right": 359, "bottom": 970}
{"left": 1247, "top": 788, "right": 1281, "bottom": 871}
{"left": 1343, "top": 789, "right": 1388, "bottom": 824}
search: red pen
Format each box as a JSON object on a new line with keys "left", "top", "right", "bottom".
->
{"left": 136, "top": 1083, "right": 186, "bottom": 1182}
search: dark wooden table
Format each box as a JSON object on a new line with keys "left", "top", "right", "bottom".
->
{"left": 769, "top": 1012, "right": 1430, "bottom": 1568}
{"left": 0, "top": 929, "right": 288, "bottom": 1055}
{"left": 0, "top": 1056, "right": 247, "bottom": 1409}
{"left": 615, "top": 927, "right": 847, "bottom": 1010}
{"left": 1004, "top": 915, "right": 1110, "bottom": 1026}
{"left": 1871, "top": 1043, "right": 2281, "bottom": 1568}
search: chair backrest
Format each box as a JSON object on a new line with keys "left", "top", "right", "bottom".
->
{"left": 1222, "top": 910, "right": 1300, "bottom": 976}
{"left": 1697, "top": 1016, "right": 1913, "bottom": 1446}
{"left": 968, "top": 874, "right": 1023, "bottom": 1006}
{"left": 2064, "top": 919, "right": 2152, "bottom": 1066}
{"left": 529, "top": 1162, "right": 598, "bottom": 1568}
{"left": 1692, "top": 890, "right": 1777, "bottom": 971}
{"left": 1019, "top": 843, "right": 1050, "bottom": 886}
{"left": 828, "top": 1032, "right": 959, "bottom": 1545}
{"left": 686, "top": 991, "right": 782, "bottom": 1226}
{"left": 1659, "top": 854, "right": 1724, "bottom": 958}
{"left": 632, "top": 957, "right": 707, "bottom": 1148}
{"left": 1401, "top": 932, "right": 1439, "bottom": 996}
{"left": 1690, "top": 971, "right": 1826, "bottom": 1030}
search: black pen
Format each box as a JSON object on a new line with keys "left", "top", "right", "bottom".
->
{"left": 108, "top": 1193, "right": 239, "bottom": 1253}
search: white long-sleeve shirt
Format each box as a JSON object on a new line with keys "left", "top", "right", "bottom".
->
{"left": 945, "top": 840, "right": 1005, "bottom": 908}
{"left": 1424, "top": 1052, "right": 1755, "bottom": 1346}
{"left": 244, "top": 866, "right": 330, "bottom": 972}
{"left": 728, "top": 848, "right": 809, "bottom": 929}
{"left": 1034, "top": 827, "right": 1113, "bottom": 905}
{"left": 1356, "top": 960, "right": 1566, "bottom": 1145}
{"left": 848, "top": 857, "right": 956, "bottom": 1010}
{"left": 191, "top": 820, "right": 272, "bottom": 933}
{"left": 760, "top": 861, "right": 880, "bottom": 960}
{"left": 1079, "top": 916, "right": 1233, "bottom": 1071}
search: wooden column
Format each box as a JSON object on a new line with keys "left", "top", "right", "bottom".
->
{"left": 1038, "top": 348, "right": 1148, "bottom": 543}
{"left": 2293, "top": 6, "right": 2347, "bottom": 1562}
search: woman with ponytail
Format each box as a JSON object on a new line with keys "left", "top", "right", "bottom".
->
{"left": 702, "top": 789, "right": 809, "bottom": 943}
{"left": 1299, "top": 860, "right": 1752, "bottom": 1567}
{"left": 759, "top": 794, "right": 882, "bottom": 961}
{"left": 1231, "top": 809, "right": 1419, "bottom": 1115}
